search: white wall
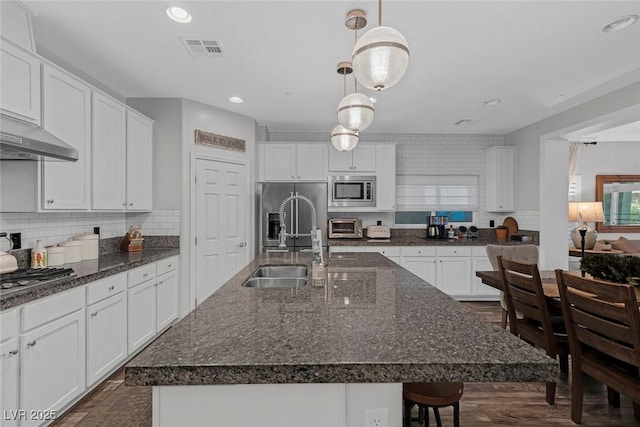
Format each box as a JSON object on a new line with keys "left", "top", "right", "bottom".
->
{"left": 126, "top": 98, "right": 183, "bottom": 210}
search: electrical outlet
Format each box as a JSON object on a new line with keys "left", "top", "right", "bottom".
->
{"left": 93, "top": 226, "right": 100, "bottom": 236}
{"left": 9, "top": 233, "right": 21, "bottom": 250}
{"left": 364, "top": 408, "right": 388, "bottom": 427}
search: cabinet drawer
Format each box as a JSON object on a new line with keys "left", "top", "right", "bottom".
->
{"left": 128, "top": 263, "right": 156, "bottom": 288}
{"left": 1, "top": 309, "right": 19, "bottom": 340}
{"left": 21, "top": 287, "right": 84, "bottom": 331}
{"left": 86, "top": 273, "right": 127, "bottom": 306}
{"left": 436, "top": 247, "right": 471, "bottom": 257}
{"left": 156, "top": 256, "right": 178, "bottom": 276}
{"left": 472, "top": 246, "right": 489, "bottom": 257}
{"left": 401, "top": 247, "right": 436, "bottom": 257}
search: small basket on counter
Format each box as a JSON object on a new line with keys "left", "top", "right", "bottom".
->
{"left": 121, "top": 225, "right": 144, "bottom": 252}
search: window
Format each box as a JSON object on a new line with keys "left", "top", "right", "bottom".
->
{"left": 395, "top": 175, "right": 478, "bottom": 211}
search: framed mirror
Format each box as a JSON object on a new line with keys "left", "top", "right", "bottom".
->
{"left": 595, "top": 175, "right": 640, "bottom": 232}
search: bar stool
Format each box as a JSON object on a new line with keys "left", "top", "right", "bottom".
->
{"left": 403, "top": 382, "right": 463, "bottom": 427}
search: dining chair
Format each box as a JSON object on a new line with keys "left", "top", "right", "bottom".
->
{"left": 555, "top": 269, "right": 640, "bottom": 424}
{"left": 485, "top": 244, "right": 538, "bottom": 328}
{"left": 497, "top": 256, "right": 569, "bottom": 405}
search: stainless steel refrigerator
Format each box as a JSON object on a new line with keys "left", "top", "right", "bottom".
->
{"left": 260, "top": 183, "right": 328, "bottom": 252}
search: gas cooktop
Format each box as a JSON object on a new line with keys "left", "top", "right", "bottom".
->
{"left": 0, "top": 267, "right": 76, "bottom": 292}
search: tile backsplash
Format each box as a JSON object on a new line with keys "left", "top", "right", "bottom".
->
{"left": 0, "top": 209, "right": 180, "bottom": 249}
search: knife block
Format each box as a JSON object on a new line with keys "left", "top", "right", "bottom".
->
{"left": 121, "top": 234, "right": 144, "bottom": 252}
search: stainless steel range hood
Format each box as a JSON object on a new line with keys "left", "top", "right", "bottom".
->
{"left": 0, "top": 115, "right": 78, "bottom": 161}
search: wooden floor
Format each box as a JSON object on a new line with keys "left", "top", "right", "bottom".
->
{"left": 52, "top": 301, "right": 639, "bottom": 426}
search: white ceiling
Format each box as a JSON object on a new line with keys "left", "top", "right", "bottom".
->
{"left": 581, "top": 120, "right": 640, "bottom": 141}
{"left": 18, "top": 0, "right": 640, "bottom": 135}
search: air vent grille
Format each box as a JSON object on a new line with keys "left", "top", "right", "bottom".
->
{"left": 180, "top": 38, "right": 225, "bottom": 58}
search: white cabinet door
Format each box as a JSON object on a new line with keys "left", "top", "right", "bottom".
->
{"left": 156, "top": 269, "right": 179, "bottom": 332}
{"left": 127, "top": 279, "right": 156, "bottom": 354}
{"left": 437, "top": 257, "right": 472, "bottom": 297}
{"left": 472, "top": 256, "right": 499, "bottom": 297}
{"left": 485, "top": 146, "right": 515, "bottom": 212}
{"left": 296, "top": 144, "right": 328, "bottom": 181}
{"left": 351, "top": 146, "right": 376, "bottom": 172}
{"left": 0, "top": 42, "right": 41, "bottom": 124}
{"left": 263, "top": 144, "right": 296, "bottom": 181}
{"left": 92, "top": 92, "right": 126, "bottom": 210}
{"left": 126, "top": 110, "right": 153, "bottom": 211}
{"left": 401, "top": 256, "right": 437, "bottom": 284}
{"left": 41, "top": 64, "right": 91, "bottom": 210}
{"left": 328, "top": 149, "right": 353, "bottom": 172}
{"left": 376, "top": 144, "right": 396, "bottom": 211}
{"left": 0, "top": 338, "right": 20, "bottom": 427}
{"left": 20, "top": 309, "right": 86, "bottom": 427}
{"left": 86, "top": 292, "right": 127, "bottom": 387}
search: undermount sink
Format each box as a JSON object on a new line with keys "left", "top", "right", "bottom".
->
{"left": 251, "top": 266, "right": 308, "bottom": 278}
{"left": 243, "top": 277, "right": 308, "bottom": 288}
{"left": 242, "top": 265, "right": 309, "bottom": 288}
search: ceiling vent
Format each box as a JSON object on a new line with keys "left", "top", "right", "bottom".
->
{"left": 180, "top": 38, "right": 225, "bottom": 58}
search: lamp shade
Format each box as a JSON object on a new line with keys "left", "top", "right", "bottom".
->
{"left": 337, "top": 93, "right": 375, "bottom": 132}
{"left": 351, "top": 26, "right": 410, "bottom": 91}
{"left": 568, "top": 202, "right": 605, "bottom": 222}
{"left": 330, "top": 125, "right": 359, "bottom": 152}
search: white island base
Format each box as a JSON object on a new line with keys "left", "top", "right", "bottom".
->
{"left": 153, "top": 383, "right": 402, "bottom": 427}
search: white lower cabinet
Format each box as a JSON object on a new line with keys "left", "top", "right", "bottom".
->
{"left": 1, "top": 310, "right": 19, "bottom": 427}
{"left": 156, "top": 269, "right": 179, "bottom": 332}
{"left": 400, "top": 247, "right": 436, "bottom": 285}
{"left": 472, "top": 247, "right": 500, "bottom": 298}
{"left": 86, "top": 274, "right": 128, "bottom": 387}
{"left": 127, "top": 278, "right": 157, "bottom": 354}
{"left": 436, "top": 247, "right": 472, "bottom": 297}
{"left": 20, "top": 287, "right": 86, "bottom": 427}
{"left": 330, "top": 245, "right": 498, "bottom": 300}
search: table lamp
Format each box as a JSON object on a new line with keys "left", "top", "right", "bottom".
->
{"left": 568, "top": 201, "right": 605, "bottom": 250}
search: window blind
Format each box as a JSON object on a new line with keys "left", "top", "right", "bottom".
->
{"left": 395, "top": 175, "right": 479, "bottom": 210}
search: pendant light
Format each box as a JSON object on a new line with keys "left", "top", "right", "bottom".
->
{"left": 331, "top": 124, "right": 359, "bottom": 152}
{"left": 336, "top": 60, "right": 374, "bottom": 132}
{"left": 352, "top": 0, "right": 409, "bottom": 91}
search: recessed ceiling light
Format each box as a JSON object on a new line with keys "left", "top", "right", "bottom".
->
{"left": 229, "top": 96, "right": 243, "bottom": 104}
{"left": 369, "top": 97, "right": 377, "bottom": 104}
{"left": 483, "top": 98, "right": 501, "bottom": 106}
{"left": 166, "top": 7, "right": 192, "bottom": 24}
{"left": 602, "top": 15, "right": 638, "bottom": 33}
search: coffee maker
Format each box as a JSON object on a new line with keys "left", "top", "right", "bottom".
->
{"left": 426, "top": 215, "right": 448, "bottom": 239}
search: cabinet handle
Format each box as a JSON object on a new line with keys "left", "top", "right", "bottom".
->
{"left": 167, "top": 264, "right": 172, "bottom": 268}
{"left": 9, "top": 349, "right": 18, "bottom": 355}
{"left": 159, "top": 281, "right": 164, "bottom": 286}
{"left": 291, "top": 176, "right": 294, "bottom": 179}
{"left": 27, "top": 340, "right": 36, "bottom": 347}
{"left": 123, "top": 202, "right": 127, "bottom": 206}
{"left": 91, "top": 312, "right": 98, "bottom": 317}
{"left": 47, "top": 199, "right": 54, "bottom": 204}
{"left": 143, "top": 273, "right": 148, "bottom": 278}
{"left": 108, "top": 285, "right": 115, "bottom": 291}
{"left": 129, "top": 202, "right": 134, "bottom": 206}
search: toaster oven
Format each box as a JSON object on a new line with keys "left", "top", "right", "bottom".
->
{"left": 328, "top": 218, "right": 363, "bottom": 239}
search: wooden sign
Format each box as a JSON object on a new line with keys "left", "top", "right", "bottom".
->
{"left": 195, "top": 129, "right": 246, "bottom": 152}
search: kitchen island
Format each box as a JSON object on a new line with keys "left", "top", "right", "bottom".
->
{"left": 126, "top": 251, "right": 557, "bottom": 427}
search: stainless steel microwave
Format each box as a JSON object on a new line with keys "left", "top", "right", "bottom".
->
{"left": 328, "top": 175, "right": 376, "bottom": 208}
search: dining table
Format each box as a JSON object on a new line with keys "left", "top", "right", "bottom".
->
{"left": 475, "top": 269, "right": 640, "bottom": 311}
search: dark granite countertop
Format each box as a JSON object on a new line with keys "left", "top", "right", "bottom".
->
{"left": 1, "top": 248, "right": 180, "bottom": 310}
{"left": 125, "top": 252, "right": 557, "bottom": 386}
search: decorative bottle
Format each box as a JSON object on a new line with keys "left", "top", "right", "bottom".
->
{"left": 31, "top": 239, "right": 47, "bottom": 268}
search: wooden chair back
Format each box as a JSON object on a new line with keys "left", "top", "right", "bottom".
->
{"left": 497, "top": 256, "right": 556, "bottom": 353}
{"left": 555, "top": 270, "right": 640, "bottom": 370}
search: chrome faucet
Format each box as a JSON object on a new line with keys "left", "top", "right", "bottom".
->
{"left": 278, "top": 193, "right": 324, "bottom": 265}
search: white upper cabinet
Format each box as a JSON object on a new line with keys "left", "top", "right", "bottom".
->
{"left": 0, "top": 41, "right": 40, "bottom": 124}
{"left": 125, "top": 109, "right": 153, "bottom": 211}
{"left": 259, "top": 143, "right": 328, "bottom": 182}
{"left": 329, "top": 145, "right": 376, "bottom": 172}
{"left": 485, "top": 146, "right": 516, "bottom": 212}
{"left": 92, "top": 91, "right": 126, "bottom": 210}
{"left": 41, "top": 64, "right": 91, "bottom": 210}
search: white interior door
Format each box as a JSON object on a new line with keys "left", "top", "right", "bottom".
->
{"left": 195, "top": 158, "right": 247, "bottom": 305}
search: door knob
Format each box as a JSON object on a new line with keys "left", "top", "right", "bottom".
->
{"left": 239, "top": 242, "right": 246, "bottom": 247}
